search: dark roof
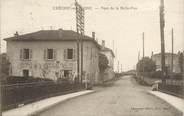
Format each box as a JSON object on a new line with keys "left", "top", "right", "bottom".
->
{"left": 152, "top": 52, "right": 178, "bottom": 57}
{"left": 4, "top": 29, "right": 101, "bottom": 49}
{"left": 101, "top": 46, "right": 115, "bottom": 57}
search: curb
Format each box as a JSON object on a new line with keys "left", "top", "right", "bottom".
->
{"left": 2, "top": 90, "right": 94, "bottom": 116}
{"left": 148, "top": 91, "right": 184, "bottom": 114}
{"left": 30, "top": 90, "right": 94, "bottom": 116}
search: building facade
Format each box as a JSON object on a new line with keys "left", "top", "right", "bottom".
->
{"left": 100, "top": 40, "right": 115, "bottom": 69}
{"left": 151, "top": 53, "right": 180, "bottom": 73}
{"left": 5, "top": 29, "right": 100, "bottom": 84}
{"left": 100, "top": 40, "right": 115, "bottom": 81}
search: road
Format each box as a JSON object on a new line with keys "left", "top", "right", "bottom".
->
{"left": 38, "top": 76, "right": 182, "bottom": 116}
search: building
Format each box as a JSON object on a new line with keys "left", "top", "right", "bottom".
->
{"left": 151, "top": 53, "right": 180, "bottom": 73}
{"left": 4, "top": 29, "right": 100, "bottom": 84}
{"left": 100, "top": 40, "right": 115, "bottom": 81}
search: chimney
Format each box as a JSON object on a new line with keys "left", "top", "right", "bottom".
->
{"left": 92, "top": 32, "right": 95, "bottom": 39}
{"left": 102, "top": 40, "right": 105, "bottom": 48}
{"left": 58, "top": 28, "right": 63, "bottom": 38}
{"left": 151, "top": 51, "right": 154, "bottom": 59}
{"left": 14, "top": 31, "right": 19, "bottom": 38}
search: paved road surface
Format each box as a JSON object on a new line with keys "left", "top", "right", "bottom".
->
{"left": 38, "top": 76, "right": 182, "bottom": 116}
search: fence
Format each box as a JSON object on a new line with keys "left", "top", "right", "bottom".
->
{"left": 1, "top": 81, "right": 85, "bottom": 111}
{"left": 158, "top": 79, "right": 184, "bottom": 98}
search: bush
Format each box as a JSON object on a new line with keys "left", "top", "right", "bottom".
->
{"left": 6, "top": 76, "right": 53, "bottom": 84}
{"left": 99, "top": 53, "right": 109, "bottom": 72}
{"left": 136, "top": 57, "right": 156, "bottom": 73}
{"left": 2, "top": 82, "right": 85, "bottom": 111}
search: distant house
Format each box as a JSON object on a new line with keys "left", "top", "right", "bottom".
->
{"left": 4, "top": 29, "right": 100, "bottom": 84}
{"left": 100, "top": 40, "right": 115, "bottom": 81}
{"left": 151, "top": 53, "right": 180, "bottom": 73}
{"left": 100, "top": 40, "right": 115, "bottom": 69}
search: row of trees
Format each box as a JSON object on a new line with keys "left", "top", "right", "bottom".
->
{"left": 136, "top": 57, "right": 156, "bottom": 73}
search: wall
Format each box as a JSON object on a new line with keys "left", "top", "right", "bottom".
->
{"left": 7, "top": 40, "right": 99, "bottom": 84}
{"left": 152, "top": 54, "right": 180, "bottom": 73}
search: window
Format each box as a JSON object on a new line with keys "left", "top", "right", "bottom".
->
{"left": 44, "top": 49, "right": 56, "bottom": 60}
{"left": 64, "top": 70, "right": 70, "bottom": 77}
{"left": 67, "top": 49, "right": 73, "bottom": 59}
{"left": 23, "top": 49, "right": 29, "bottom": 59}
{"left": 23, "top": 69, "right": 29, "bottom": 77}
{"left": 20, "top": 48, "right": 32, "bottom": 60}
{"left": 47, "top": 49, "right": 54, "bottom": 59}
{"left": 64, "top": 48, "right": 75, "bottom": 60}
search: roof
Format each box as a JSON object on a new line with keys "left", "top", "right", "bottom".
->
{"left": 4, "top": 29, "right": 101, "bottom": 49}
{"left": 152, "top": 52, "right": 178, "bottom": 57}
{"left": 101, "top": 46, "right": 115, "bottom": 57}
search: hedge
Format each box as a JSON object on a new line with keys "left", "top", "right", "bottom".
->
{"left": 2, "top": 81, "right": 85, "bottom": 111}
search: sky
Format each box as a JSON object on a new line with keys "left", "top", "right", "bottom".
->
{"left": 1, "top": 0, "right": 184, "bottom": 71}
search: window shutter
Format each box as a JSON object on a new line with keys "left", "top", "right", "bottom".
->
{"left": 29, "top": 70, "right": 32, "bottom": 77}
{"left": 44, "top": 49, "right": 47, "bottom": 60}
{"left": 29, "top": 49, "right": 33, "bottom": 60}
{"left": 20, "top": 70, "right": 23, "bottom": 76}
{"left": 20, "top": 49, "right": 23, "bottom": 60}
{"left": 64, "top": 49, "right": 67, "bottom": 60}
{"left": 73, "top": 48, "right": 76, "bottom": 60}
{"left": 53, "top": 49, "right": 57, "bottom": 60}
{"left": 91, "top": 48, "right": 92, "bottom": 60}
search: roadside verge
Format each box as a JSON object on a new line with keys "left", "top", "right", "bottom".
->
{"left": 2, "top": 90, "right": 94, "bottom": 116}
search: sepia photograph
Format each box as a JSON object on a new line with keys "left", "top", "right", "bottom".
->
{"left": 0, "top": 0, "right": 184, "bottom": 116}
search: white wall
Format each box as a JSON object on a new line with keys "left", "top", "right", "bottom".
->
{"left": 7, "top": 40, "right": 100, "bottom": 84}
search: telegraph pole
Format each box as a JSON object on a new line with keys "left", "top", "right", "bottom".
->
{"left": 159, "top": 0, "right": 166, "bottom": 82}
{"left": 138, "top": 51, "right": 140, "bottom": 61}
{"left": 142, "top": 32, "right": 145, "bottom": 82}
{"left": 75, "top": 1, "right": 80, "bottom": 83}
{"left": 142, "top": 32, "right": 145, "bottom": 58}
{"left": 81, "top": 8, "right": 84, "bottom": 84}
{"left": 118, "top": 61, "right": 119, "bottom": 73}
{"left": 0, "top": 55, "right": 1, "bottom": 116}
{"left": 171, "top": 28, "right": 174, "bottom": 73}
{"left": 75, "top": 0, "right": 85, "bottom": 84}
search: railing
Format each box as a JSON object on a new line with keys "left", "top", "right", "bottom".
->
{"left": 1, "top": 81, "right": 85, "bottom": 111}
{"left": 158, "top": 79, "right": 184, "bottom": 98}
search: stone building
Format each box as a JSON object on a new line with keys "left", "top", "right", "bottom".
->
{"left": 4, "top": 29, "right": 100, "bottom": 84}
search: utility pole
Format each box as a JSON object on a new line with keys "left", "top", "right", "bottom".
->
{"left": 75, "top": 0, "right": 80, "bottom": 83}
{"left": 142, "top": 32, "right": 145, "bottom": 82}
{"left": 0, "top": 30, "right": 2, "bottom": 116}
{"left": 142, "top": 32, "right": 145, "bottom": 58}
{"left": 112, "top": 40, "right": 114, "bottom": 53}
{"left": 138, "top": 51, "right": 140, "bottom": 62}
{"left": 118, "top": 61, "right": 119, "bottom": 73}
{"left": 75, "top": 0, "right": 85, "bottom": 84}
{"left": 159, "top": 0, "right": 166, "bottom": 83}
{"left": 171, "top": 28, "right": 174, "bottom": 73}
{"left": 0, "top": 37, "right": 1, "bottom": 54}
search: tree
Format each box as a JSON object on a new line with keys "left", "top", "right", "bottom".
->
{"left": 99, "top": 53, "right": 109, "bottom": 72}
{"left": 136, "top": 57, "right": 156, "bottom": 73}
{"left": 178, "top": 52, "right": 183, "bottom": 73}
{"left": 1, "top": 53, "right": 10, "bottom": 75}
